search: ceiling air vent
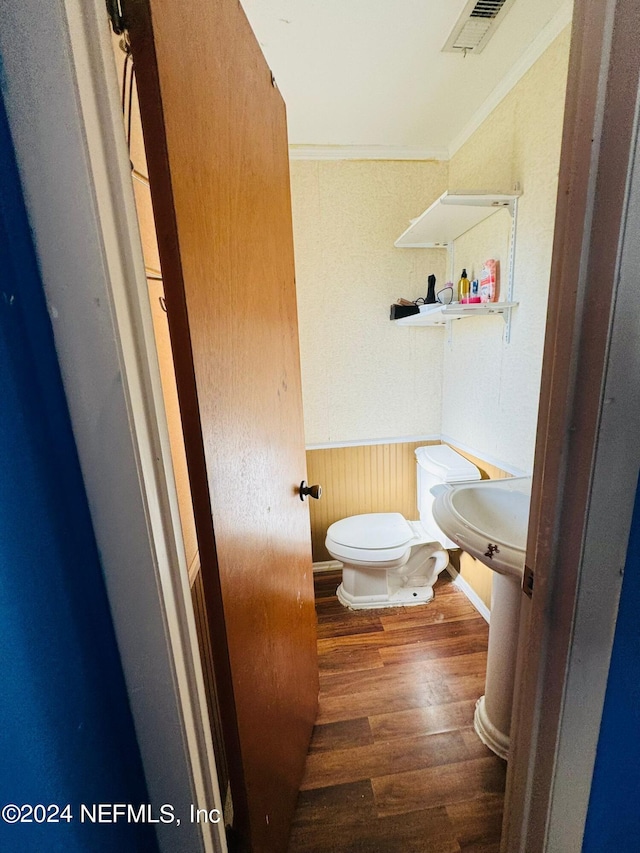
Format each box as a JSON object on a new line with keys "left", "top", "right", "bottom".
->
{"left": 442, "top": 0, "right": 517, "bottom": 55}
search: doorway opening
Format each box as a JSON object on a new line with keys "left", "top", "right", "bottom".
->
{"left": 105, "top": 0, "right": 640, "bottom": 844}
{"left": 6, "top": 0, "right": 640, "bottom": 851}
{"left": 110, "top": 11, "right": 552, "bottom": 849}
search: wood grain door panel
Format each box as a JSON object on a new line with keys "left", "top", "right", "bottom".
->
{"left": 126, "top": 1, "right": 319, "bottom": 849}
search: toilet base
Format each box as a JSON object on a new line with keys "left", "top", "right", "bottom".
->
{"left": 336, "top": 580, "right": 434, "bottom": 610}
{"left": 333, "top": 544, "right": 449, "bottom": 611}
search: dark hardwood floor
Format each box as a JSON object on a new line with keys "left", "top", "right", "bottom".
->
{"left": 287, "top": 571, "right": 506, "bottom": 853}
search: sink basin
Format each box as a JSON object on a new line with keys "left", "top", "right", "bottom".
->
{"left": 433, "top": 477, "right": 531, "bottom": 578}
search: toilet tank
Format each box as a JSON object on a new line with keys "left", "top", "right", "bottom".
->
{"left": 415, "top": 445, "right": 481, "bottom": 548}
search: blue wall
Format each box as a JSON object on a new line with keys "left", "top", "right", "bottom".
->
{"left": 0, "top": 92, "right": 158, "bottom": 851}
{"left": 583, "top": 474, "right": 640, "bottom": 851}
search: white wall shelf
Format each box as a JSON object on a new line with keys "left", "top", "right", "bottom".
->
{"left": 394, "top": 190, "right": 521, "bottom": 248}
{"left": 394, "top": 189, "right": 521, "bottom": 342}
{"left": 395, "top": 301, "right": 518, "bottom": 327}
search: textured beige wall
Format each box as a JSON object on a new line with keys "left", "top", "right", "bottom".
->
{"left": 290, "top": 160, "right": 449, "bottom": 445}
{"left": 443, "top": 27, "right": 571, "bottom": 473}
{"left": 291, "top": 29, "right": 570, "bottom": 468}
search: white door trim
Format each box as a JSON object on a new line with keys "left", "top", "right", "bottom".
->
{"left": 544, "top": 42, "right": 640, "bottom": 850}
{"left": 0, "top": 2, "right": 226, "bottom": 851}
{"left": 505, "top": 1, "right": 640, "bottom": 849}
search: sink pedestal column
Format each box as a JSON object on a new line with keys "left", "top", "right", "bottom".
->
{"left": 474, "top": 571, "right": 522, "bottom": 760}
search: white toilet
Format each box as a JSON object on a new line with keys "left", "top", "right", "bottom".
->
{"left": 325, "top": 445, "right": 481, "bottom": 609}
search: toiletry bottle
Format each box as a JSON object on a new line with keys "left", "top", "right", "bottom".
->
{"left": 480, "top": 259, "right": 498, "bottom": 302}
{"left": 458, "top": 268, "right": 469, "bottom": 302}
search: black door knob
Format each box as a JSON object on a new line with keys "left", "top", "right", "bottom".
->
{"left": 299, "top": 481, "right": 322, "bottom": 501}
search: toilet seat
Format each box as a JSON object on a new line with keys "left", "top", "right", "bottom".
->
{"left": 328, "top": 513, "right": 413, "bottom": 547}
{"left": 326, "top": 513, "right": 425, "bottom": 565}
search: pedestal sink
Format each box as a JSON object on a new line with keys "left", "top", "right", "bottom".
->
{"left": 432, "top": 477, "right": 531, "bottom": 759}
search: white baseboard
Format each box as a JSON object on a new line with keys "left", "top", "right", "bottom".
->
{"left": 446, "top": 566, "right": 491, "bottom": 623}
{"left": 312, "top": 560, "right": 343, "bottom": 574}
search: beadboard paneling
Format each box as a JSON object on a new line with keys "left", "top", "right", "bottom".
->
{"left": 306, "top": 441, "right": 439, "bottom": 562}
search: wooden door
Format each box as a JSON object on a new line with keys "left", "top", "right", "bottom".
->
{"left": 125, "top": 1, "right": 319, "bottom": 850}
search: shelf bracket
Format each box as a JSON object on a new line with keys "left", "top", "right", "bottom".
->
{"left": 505, "top": 197, "right": 519, "bottom": 343}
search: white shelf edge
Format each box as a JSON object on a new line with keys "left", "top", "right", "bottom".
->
{"left": 394, "top": 301, "right": 518, "bottom": 327}
{"left": 442, "top": 301, "right": 518, "bottom": 317}
{"left": 394, "top": 190, "right": 521, "bottom": 248}
{"left": 394, "top": 304, "right": 447, "bottom": 326}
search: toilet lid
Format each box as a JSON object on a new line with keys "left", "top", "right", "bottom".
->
{"left": 415, "top": 444, "right": 481, "bottom": 483}
{"left": 327, "top": 513, "right": 414, "bottom": 550}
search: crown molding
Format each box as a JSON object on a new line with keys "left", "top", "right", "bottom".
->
{"left": 288, "top": 145, "right": 449, "bottom": 162}
{"left": 448, "top": 0, "right": 573, "bottom": 159}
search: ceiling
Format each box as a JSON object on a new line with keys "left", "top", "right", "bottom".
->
{"left": 240, "top": 0, "right": 572, "bottom": 158}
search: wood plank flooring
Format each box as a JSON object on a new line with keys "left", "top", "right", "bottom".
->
{"left": 287, "top": 571, "right": 505, "bottom": 853}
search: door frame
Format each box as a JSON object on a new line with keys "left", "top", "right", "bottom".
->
{"left": 0, "top": 2, "right": 226, "bottom": 852}
{"left": 3, "top": 0, "right": 639, "bottom": 851}
{"left": 505, "top": 0, "right": 640, "bottom": 849}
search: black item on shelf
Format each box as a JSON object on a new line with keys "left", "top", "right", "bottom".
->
{"left": 390, "top": 304, "right": 420, "bottom": 320}
{"left": 426, "top": 274, "right": 437, "bottom": 304}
